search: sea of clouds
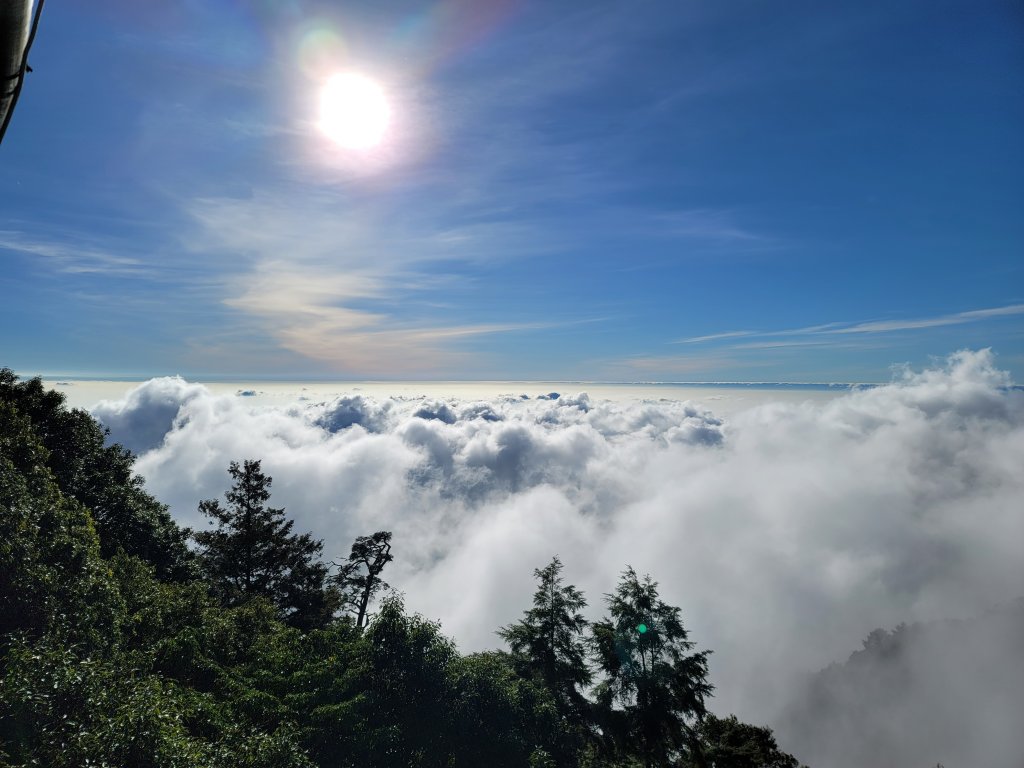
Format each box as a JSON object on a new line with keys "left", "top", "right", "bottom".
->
{"left": 92, "top": 350, "right": 1024, "bottom": 766}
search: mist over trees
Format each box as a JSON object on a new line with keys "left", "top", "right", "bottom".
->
{"left": 13, "top": 367, "right": 969, "bottom": 766}
{"left": 779, "top": 601, "right": 1024, "bottom": 768}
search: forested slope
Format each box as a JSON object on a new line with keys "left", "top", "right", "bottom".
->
{"left": 781, "top": 602, "right": 1024, "bottom": 768}
{"left": 0, "top": 369, "right": 802, "bottom": 767}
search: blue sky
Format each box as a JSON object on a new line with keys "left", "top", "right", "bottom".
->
{"left": 2, "top": 0, "right": 1022, "bottom": 381}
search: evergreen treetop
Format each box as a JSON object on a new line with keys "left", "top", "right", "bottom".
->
{"left": 498, "top": 556, "right": 592, "bottom": 712}
{"left": 498, "top": 556, "right": 594, "bottom": 767}
{"left": 592, "top": 566, "right": 713, "bottom": 767}
{"left": 334, "top": 530, "right": 393, "bottom": 629}
{"left": 193, "top": 459, "right": 338, "bottom": 630}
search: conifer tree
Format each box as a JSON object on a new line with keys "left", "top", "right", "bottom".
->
{"left": 499, "top": 556, "right": 591, "bottom": 715}
{"left": 335, "top": 531, "right": 393, "bottom": 628}
{"left": 591, "top": 566, "right": 712, "bottom": 768}
{"left": 194, "top": 459, "right": 338, "bottom": 629}
{"left": 499, "top": 556, "right": 593, "bottom": 765}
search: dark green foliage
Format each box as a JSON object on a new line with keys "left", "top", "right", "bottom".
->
{"left": 289, "top": 615, "right": 571, "bottom": 767}
{"left": 591, "top": 567, "right": 713, "bottom": 768}
{"left": 0, "top": 634, "right": 314, "bottom": 768}
{"left": 0, "top": 400, "right": 122, "bottom": 652}
{"left": 450, "top": 650, "right": 564, "bottom": 767}
{"left": 194, "top": 460, "right": 339, "bottom": 630}
{"left": 2, "top": 636, "right": 206, "bottom": 767}
{"left": 273, "top": 622, "right": 367, "bottom": 764}
{"left": 295, "top": 604, "right": 579, "bottom": 767}
{"left": 335, "top": 530, "right": 393, "bottom": 628}
{"left": 499, "top": 556, "right": 593, "bottom": 764}
{"left": 357, "top": 596, "right": 459, "bottom": 764}
{"left": 685, "top": 714, "right": 802, "bottom": 768}
{"left": 0, "top": 368, "right": 195, "bottom": 581}
{"left": 0, "top": 392, "right": 311, "bottom": 767}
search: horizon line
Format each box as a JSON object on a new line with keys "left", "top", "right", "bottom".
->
{"left": 25, "top": 372, "right": 889, "bottom": 387}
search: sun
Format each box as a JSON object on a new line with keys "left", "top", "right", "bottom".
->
{"left": 318, "top": 73, "right": 391, "bottom": 150}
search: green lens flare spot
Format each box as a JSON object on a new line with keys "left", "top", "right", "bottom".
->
{"left": 636, "top": 623, "right": 648, "bottom": 634}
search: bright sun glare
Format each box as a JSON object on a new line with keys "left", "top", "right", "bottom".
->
{"left": 319, "top": 73, "right": 391, "bottom": 150}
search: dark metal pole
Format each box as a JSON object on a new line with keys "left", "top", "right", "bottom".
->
{"left": 1, "top": 0, "right": 41, "bottom": 146}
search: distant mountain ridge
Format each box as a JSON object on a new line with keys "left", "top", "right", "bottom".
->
{"left": 779, "top": 599, "right": 1024, "bottom": 768}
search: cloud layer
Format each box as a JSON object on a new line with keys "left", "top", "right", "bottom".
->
{"left": 93, "top": 350, "right": 1024, "bottom": 764}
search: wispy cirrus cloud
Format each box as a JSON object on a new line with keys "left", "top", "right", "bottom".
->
{"left": 183, "top": 189, "right": 565, "bottom": 375}
{"left": 223, "top": 260, "right": 547, "bottom": 375}
{"left": 651, "top": 209, "right": 773, "bottom": 246}
{"left": 676, "top": 303, "right": 1024, "bottom": 347}
{"left": 829, "top": 304, "right": 1024, "bottom": 334}
{"left": 0, "top": 230, "right": 152, "bottom": 277}
{"left": 731, "top": 339, "right": 849, "bottom": 350}
{"left": 676, "top": 330, "right": 757, "bottom": 344}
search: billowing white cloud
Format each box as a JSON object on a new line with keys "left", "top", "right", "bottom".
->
{"left": 92, "top": 375, "right": 207, "bottom": 454}
{"left": 94, "top": 350, "right": 1024, "bottom": 765}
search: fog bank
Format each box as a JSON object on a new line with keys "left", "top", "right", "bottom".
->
{"left": 93, "top": 350, "right": 1024, "bottom": 765}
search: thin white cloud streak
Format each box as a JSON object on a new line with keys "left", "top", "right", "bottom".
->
{"left": 0, "top": 231, "right": 152, "bottom": 277}
{"left": 676, "top": 331, "right": 757, "bottom": 344}
{"left": 93, "top": 349, "right": 1024, "bottom": 765}
{"left": 831, "top": 303, "right": 1024, "bottom": 334}
{"left": 675, "top": 303, "right": 1024, "bottom": 346}
{"left": 729, "top": 339, "right": 882, "bottom": 351}
{"left": 650, "top": 209, "right": 773, "bottom": 246}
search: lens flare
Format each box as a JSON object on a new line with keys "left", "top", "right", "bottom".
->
{"left": 298, "top": 27, "right": 346, "bottom": 80}
{"left": 318, "top": 73, "right": 391, "bottom": 150}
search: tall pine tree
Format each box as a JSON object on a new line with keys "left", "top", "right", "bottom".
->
{"left": 193, "top": 459, "right": 338, "bottom": 630}
{"left": 498, "top": 556, "right": 593, "bottom": 765}
{"left": 591, "top": 567, "right": 712, "bottom": 768}
{"left": 334, "top": 531, "right": 393, "bottom": 629}
{"left": 499, "top": 557, "right": 591, "bottom": 712}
